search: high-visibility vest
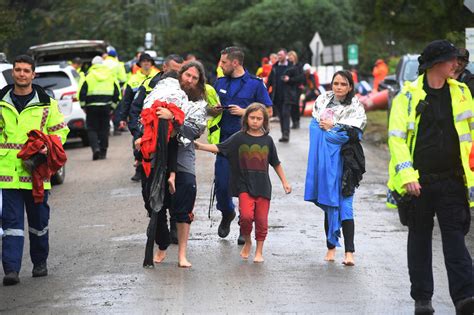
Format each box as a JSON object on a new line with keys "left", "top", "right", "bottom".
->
{"left": 205, "top": 84, "right": 221, "bottom": 144}
{"left": 0, "top": 85, "right": 69, "bottom": 190}
{"left": 78, "top": 64, "right": 120, "bottom": 107}
{"left": 387, "top": 74, "right": 474, "bottom": 208}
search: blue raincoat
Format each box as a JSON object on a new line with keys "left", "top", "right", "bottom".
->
{"left": 304, "top": 118, "right": 354, "bottom": 247}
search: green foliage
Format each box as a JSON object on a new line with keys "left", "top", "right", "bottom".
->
{"left": 0, "top": 0, "right": 472, "bottom": 75}
{"left": 162, "top": 0, "right": 361, "bottom": 71}
{"left": 5, "top": 0, "right": 155, "bottom": 59}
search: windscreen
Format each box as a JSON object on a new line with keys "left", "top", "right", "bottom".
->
{"left": 33, "top": 71, "right": 71, "bottom": 90}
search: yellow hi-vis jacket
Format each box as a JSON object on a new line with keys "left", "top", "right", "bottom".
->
{"left": 0, "top": 85, "right": 69, "bottom": 190}
{"left": 387, "top": 74, "right": 474, "bottom": 208}
{"left": 77, "top": 64, "right": 121, "bottom": 108}
{"left": 205, "top": 84, "right": 221, "bottom": 144}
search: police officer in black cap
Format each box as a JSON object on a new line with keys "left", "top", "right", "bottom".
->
{"left": 388, "top": 39, "right": 474, "bottom": 315}
{"left": 454, "top": 48, "right": 474, "bottom": 95}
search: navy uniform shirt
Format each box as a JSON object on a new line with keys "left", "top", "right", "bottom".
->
{"left": 214, "top": 70, "right": 272, "bottom": 137}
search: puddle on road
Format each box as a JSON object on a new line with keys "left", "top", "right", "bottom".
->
{"left": 110, "top": 188, "right": 141, "bottom": 198}
{"left": 111, "top": 233, "right": 146, "bottom": 243}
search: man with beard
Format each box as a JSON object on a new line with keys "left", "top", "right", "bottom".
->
{"left": 128, "top": 54, "right": 183, "bottom": 244}
{"left": 137, "top": 61, "right": 207, "bottom": 268}
{"left": 212, "top": 46, "right": 272, "bottom": 244}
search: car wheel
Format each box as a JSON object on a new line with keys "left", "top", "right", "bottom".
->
{"left": 51, "top": 165, "right": 66, "bottom": 185}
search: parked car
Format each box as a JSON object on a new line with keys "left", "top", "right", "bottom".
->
{"left": 34, "top": 63, "right": 88, "bottom": 147}
{"left": 0, "top": 63, "right": 13, "bottom": 86}
{"left": 379, "top": 54, "right": 420, "bottom": 113}
{"left": 0, "top": 63, "right": 66, "bottom": 184}
{"left": 28, "top": 40, "right": 108, "bottom": 73}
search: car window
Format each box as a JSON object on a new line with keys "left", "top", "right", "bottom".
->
{"left": 2, "top": 69, "right": 13, "bottom": 85}
{"left": 71, "top": 69, "right": 80, "bottom": 80}
{"left": 403, "top": 60, "right": 419, "bottom": 82}
{"left": 33, "top": 71, "right": 71, "bottom": 90}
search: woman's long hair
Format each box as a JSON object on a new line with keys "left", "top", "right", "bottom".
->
{"left": 241, "top": 103, "right": 270, "bottom": 134}
{"left": 331, "top": 70, "right": 355, "bottom": 105}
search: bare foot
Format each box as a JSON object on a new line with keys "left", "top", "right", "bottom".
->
{"left": 324, "top": 248, "right": 336, "bottom": 262}
{"left": 240, "top": 242, "right": 252, "bottom": 260}
{"left": 253, "top": 254, "right": 264, "bottom": 263}
{"left": 342, "top": 252, "right": 355, "bottom": 266}
{"left": 178, "top": 259, "right": 192, "bottom": 268}
{"left": 153, "top": 250, "right": 167, "bottom": 263}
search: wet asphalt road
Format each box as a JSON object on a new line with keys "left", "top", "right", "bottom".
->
{"left": 0, "top": 116, "right": 473, "bottom": 314}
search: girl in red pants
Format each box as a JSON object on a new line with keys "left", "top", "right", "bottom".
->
{"left": 195, "top": 103, "right": 291, "bottom": 262}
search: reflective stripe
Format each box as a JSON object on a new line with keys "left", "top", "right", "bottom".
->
{"left": 4, "top": 228, "right": 24, "bottom": 237}
{"left": 47, "top": 122, "right": 67, "bottom": 132}
{"left": 87, "top": 90, "right": 114, "bottom": 96}
{"left": 407, "top": 122, "right": 415, "bottom": 130}
{"left": 28, "top": 226, "right": 49, "bottom": 236}
{"left": 40, "top": 108, "right": 49, "bottom": 130}
{"left": 0, "top": 143, "right": 24, "bottom": 150}
{"left": 456, "top": 110, "right": 473, "bottom": 121}
{"left": 459, "top": 133, "right": 472, "bottom": 142}
{"left": 395, "top": 161, "right": 413, "bottom": 173}
{"left": 389, "top": 130, "right": 407, "bottom": 139}
{"left": 0, "top": 176, "right": 13, "bottom": 182}
{"left": 387, "top": 190, "right": 397, "bottom": 205}
{"left": 19, "top": 176, "right": 50, "bottom": 183}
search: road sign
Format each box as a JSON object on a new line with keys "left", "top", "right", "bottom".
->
{"left": 466, "top": 28, "right": 474, "bottom": 62}
{"left": 465, "top": 0, "right": 474, "bottom": 12}
{"left": 310, "top": 32, "right": 324, "bottom": 67}
{"left": 348, "top": 44, "right": 358, "bottom": 65}
{"left": 322, "top": 45, "right": 343, "bottom": 64}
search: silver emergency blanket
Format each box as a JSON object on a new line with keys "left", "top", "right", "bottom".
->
{"left": 312, "top": 91, "right": 367, "bottom": 130}
{"left": 143, "top": 77, "right": 207, "bottom": 145}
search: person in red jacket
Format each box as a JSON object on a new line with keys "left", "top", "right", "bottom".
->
{"left": 372, "top": 59, "right": 389, "bottom": 92}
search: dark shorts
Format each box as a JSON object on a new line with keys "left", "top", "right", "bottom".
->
{"left": 171, "top": 172, "right": 196, "bottom": 224}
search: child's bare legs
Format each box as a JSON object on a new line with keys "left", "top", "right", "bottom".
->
{"left": 324, "top": 248, "right": 336, "bottom": 261}
{"left": 153, "top": 249, "right": 166, "bottom": 263}
{"left": 177, "top": 223, "right": 191, "bottom": 268}
{"left": 168, "top": 172, "right": 176, "bottom": 194}
{"left": 254, "top": 240, "right": 265, "bottom": 263}
{"left": 240, "top": 235, "right": 252, "bottom": 259}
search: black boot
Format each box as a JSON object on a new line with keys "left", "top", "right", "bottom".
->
{"left": 456, "top": 297, "right": 474, "bottom": 315}
{"left": 291, "top": 121, "right": 300, "bottom": 129}
{"left": 99, "top": 149, "right": 107, "bottom": 160}
{"left": 3, "top": 272, "right": 19, "bottom": 286}
{"left": 237, "top": 233, "right": 245, "bottom": 245}
{"left": 218, "top": 211, "right": 236, "bottom": 238}
{"left": 92, "top": 149, "right": 100, "bottom": 160}
{"left": 131, "top": 165, "right": 143, "bottom": 182}
{"left": 32, "top": 262, "right": 48, "bottom": 277}
{"left": 414, "top": 300, "right": 434, "bottom": 315}
{"left": 279, "top": 134, "right": 289, "bottom": 142}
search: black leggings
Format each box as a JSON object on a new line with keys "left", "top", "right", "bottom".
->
{"left": 324, "top": 212, "right": 355, "bottom": 253}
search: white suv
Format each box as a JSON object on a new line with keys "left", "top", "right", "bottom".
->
{"left": 34, "top": 63, "right": 88, "bottom": 146}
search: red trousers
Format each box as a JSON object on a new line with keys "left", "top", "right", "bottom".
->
{"left": 238, "top": 192, "right": 270, "bottom": 241}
